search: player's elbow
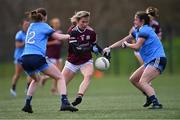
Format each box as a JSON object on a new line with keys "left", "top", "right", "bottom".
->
{"left": 131, "top": 45, "right": 140, "bottom": 51}
{"left": 15, "top": 42, "right": 24, "bottom": 48}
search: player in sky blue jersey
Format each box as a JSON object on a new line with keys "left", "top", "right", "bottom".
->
{"left": 104, "top": 11, "right": 167, "bottom": 109}
{"left": 20, "top": 8, "right": 78, "bottom": 113}
{"left": 128, "top": 7, "right": 163, "bottom": 107}
{"left": 10, "top": 19, "right": 31, "bottom": 96}
{"left": 132, "top": 6, "right": 162, "bottom": 66}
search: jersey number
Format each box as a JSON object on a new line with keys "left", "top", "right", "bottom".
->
{"left": 26, "top": 31, "right": 35, "bottom": 44}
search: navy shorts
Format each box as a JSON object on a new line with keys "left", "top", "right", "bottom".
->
{"left": 19, "top": 55, "right": 49, "bottom": 75}
{"left": 144, "top": 57, "right": 167, "bottom": 74}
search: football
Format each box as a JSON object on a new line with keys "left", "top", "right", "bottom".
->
{"left": 95, "top": 57, "right": 110, "bottom": 70}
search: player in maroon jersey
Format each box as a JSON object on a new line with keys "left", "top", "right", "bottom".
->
{"left": 46, "top": 18, "right": 63, "bottom": 94}
{"left": 146, "top": 6, "right": 162, "bottom": 40}
{"left": 62, "top": 11, "right": 106, "bottom": 107}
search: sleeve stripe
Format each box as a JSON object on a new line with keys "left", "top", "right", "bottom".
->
{"left": 69, "top": 40, "right": 77, "bottom": 43}
{"left": 138, "top": 34, "right": 148, "bottom": 39}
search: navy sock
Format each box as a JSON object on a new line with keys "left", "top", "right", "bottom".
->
{"left": 25, "top": 96, "right": 32, "bottom": 106}
{"left": 61, "top": 95, "right": 69, "bottom": 105}
{"left": 12, "top": 84, "right": 16, "bottom": 91}
{"left": 149, "top": 95, "right": 159, "bottom": 105}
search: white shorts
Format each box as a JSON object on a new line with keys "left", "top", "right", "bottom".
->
{"left": 64, "top": 59, "right": 93, "bottom": 73}
{"left": 47, "top": 58, "right": 63, "bottom": 64}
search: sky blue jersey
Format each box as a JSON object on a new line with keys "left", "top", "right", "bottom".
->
{"left": 22, "top": 22, "right": 55, "bottom": 57}
{"left": 132, "top": 25, "right": 166, "bottom": 64}
{"left": 14, "top": 30, "right": 26, "bottom": 60}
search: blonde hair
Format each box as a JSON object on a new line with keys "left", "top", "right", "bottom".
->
{"left": 70, "top": 15, "right": 77, "bottom": 25}
{"left": 70, "top": 11, "right": 90, "bottom": 24}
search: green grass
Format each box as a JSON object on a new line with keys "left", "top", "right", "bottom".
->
{"left": 0, "top": 73, "right": 180, "bottom": 119}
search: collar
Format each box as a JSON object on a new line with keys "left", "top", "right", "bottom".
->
{"left": 76, "top": 26, "right": 87, "bottom": 33}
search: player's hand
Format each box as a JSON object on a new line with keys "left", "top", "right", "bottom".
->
{"left": 103, "top": 47, "right": 111, "bottom": 62}
{"left": 103, "top": 47, "right": 111, "bottom": 56}
{"left": 122, "top": 41, "right": 127, "bottom": 48}
{"left": 92, "top": 45, "right": 99, "bottom": 55}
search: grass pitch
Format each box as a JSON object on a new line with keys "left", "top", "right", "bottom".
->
{"left": 0, "top": 73, "right": 180, "bottom": 119}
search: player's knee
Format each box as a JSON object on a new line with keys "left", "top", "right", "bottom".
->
{"left": 129, "top": 76, "right": 136, "bottom": 83}
{"left": 54, "top": 74, "right": 64, "bottom": 81}
{"left": 129, "top": 76, "right": 133, "bottom": 82}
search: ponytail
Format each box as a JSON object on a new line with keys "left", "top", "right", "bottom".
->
{"left": 28, "top": 8, "right": 47, "bottom": 22}
{"left": 146, "top": 6, "right": 159, "bottom": 18}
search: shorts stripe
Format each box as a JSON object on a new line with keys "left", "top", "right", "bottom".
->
{"left": 145, "top": 57, "right": 167, "bottom": 74}
{"left": 154, "top": 58, "right": 160, "bottom": 68}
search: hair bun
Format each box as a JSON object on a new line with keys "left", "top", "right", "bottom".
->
{"left": 29, "top": 8, "right": 47, "bottom": 22}
{"left": 31, "top": 10, "right": 37, "bottom": 15}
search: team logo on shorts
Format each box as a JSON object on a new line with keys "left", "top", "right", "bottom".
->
{"left": 86, "top": 35, "right": 90, "bottom": 40}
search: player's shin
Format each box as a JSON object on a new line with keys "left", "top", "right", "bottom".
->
{"left": 57, "top": 77, "right": 70, "bottom": 105}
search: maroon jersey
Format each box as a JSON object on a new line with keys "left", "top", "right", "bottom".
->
{"left": 67, "top": 26, "right": 96, "bottom": 65}
{"left": 150, "top": 20, "right": 162, "bottom": 36}
{"left": 46, "top": 30, "right": 62, "bottom": 59}
{"left": 67, "top": 25, "right": 76, "bottom": 33}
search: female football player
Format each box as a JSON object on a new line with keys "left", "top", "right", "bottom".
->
{"left": 132, "top": 7, "right": 162, "bottom": 106}
{"left": 10, "top": 19, "right": 31, "bottom": 96}
{"left": 104, "top": 11, "right": 167, "bottom": 109}
{"left": 43, "top": 17, "right": 64, "bottom": 94}
{"left": 47, "top": 18, "right": 63, "bottom": 70}
{"left": 133, "top": 7, "right": 162, "bottom": 66}
{"left": 62, "top": 11, "right": 103, "bottom": 107}
{"left": 20, "top": 8, "right": 78, "bottom": 113}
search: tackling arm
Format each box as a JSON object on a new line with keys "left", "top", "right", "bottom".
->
{"left": 51, "top": 32, "right": 70, "bottom": 41}
{"left": 109, "top": 34, "right": 134, "bottom": 49}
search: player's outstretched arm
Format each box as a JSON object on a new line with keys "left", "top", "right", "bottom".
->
{"left": 51, "top": 32, "right": 70, "bottom": 41}
{"left": 109, "top": 34, "right": 134, "bottom": 49}
{"left": 103, "top": 34, "right": 134, "bottom": 56}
